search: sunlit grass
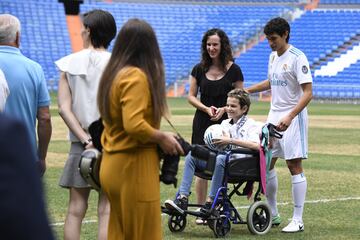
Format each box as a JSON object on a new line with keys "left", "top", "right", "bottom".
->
{"left": 46, "top": 95, "right": 360, "bottom": 239}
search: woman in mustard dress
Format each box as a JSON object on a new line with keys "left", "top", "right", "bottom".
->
{"left": 97, "top": 19, "right": 184, "bottom": 240}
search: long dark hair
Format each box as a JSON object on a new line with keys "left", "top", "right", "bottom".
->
{"left": 97, "top": 18, "right": 167, "bottom": 125}
{"left": 200, "top": 28, "right": 233, "bottom": 73}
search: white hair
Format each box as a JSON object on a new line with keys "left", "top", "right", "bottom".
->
{"left": 0, "top": 14, "right": 21, "bottom": 44}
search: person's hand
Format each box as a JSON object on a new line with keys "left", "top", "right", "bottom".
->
{"left": 84, "top": 141, "right": 94, "bottom": 149}
{"left": 212, "top": 134, "right": 231, "bottom": 148}
{"left": 158, "top": 132, "right": 185, "bottom": 156}
{"left": 37, "top": 159, "right": 46, "bottom": 177}
{"left": 206, "top": 106, "right": 217, "bottom": 118}
{"left": 268, "top": 137, "right": 274, "bottom": 149}
{"left": 276, "top": 115, "right": 293, "bottom": 132}
{"left": 210, "top": 107, "right": 226, "bottom": 121}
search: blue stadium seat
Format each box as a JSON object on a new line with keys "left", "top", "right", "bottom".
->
{"left": 3, "top": 0, "right": 360, "bottom": 99}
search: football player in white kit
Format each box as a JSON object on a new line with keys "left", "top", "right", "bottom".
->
{"left": 246, "top": 17, "right": 313, "bottom": 233}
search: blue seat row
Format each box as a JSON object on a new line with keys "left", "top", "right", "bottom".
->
{"left": 1, "top": 1, "right": 72, "bottom": 89}
{"left": 236, "top": 9, "right": 360, "bottom": 99}
{"left": 2, "top": 0, "right": 359, "bottom": 99}
{"left": 80, "top": 2, "right": 291, "bottom": 85}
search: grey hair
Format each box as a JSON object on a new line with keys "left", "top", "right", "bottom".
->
{"left": 0, "top": 14, "right": 21, "bottom": 44}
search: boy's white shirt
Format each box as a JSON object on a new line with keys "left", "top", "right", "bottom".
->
{"left": 220, "top": 117, "right": 262, "bottom": 159}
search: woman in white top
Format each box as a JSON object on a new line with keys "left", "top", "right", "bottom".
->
{"left": 56, "top": 10, "right": 116, "bottom": 240}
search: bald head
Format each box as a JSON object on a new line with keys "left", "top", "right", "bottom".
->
{"left": 0, "top": 14, "right": 21, "bottom": 45}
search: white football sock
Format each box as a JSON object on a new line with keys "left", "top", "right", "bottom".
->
{"left": 266, "top": 169, "right": 279, "bottom": 217}
{"left": 292, "top": 173, "right": 307, "bottom": 222}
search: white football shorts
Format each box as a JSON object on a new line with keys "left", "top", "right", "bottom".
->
{"left": 267, "top": 108, "right": 308, "bottom": 160}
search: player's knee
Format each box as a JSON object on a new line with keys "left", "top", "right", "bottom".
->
{"left": 286, "top": 159, "right": 303, "bottom": 175}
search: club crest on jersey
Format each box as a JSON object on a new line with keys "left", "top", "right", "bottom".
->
{"left": 271, "top": 55, "right": 275, "bottom": 64}
{"left": 283, "top": 64, "right": 288, "bottom": 71}
{"left": 302, "top": 65, "right": 308, "bottom": 74}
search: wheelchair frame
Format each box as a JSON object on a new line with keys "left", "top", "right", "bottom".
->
{"left": 162, "top": 147, "right": 272, "bottom": 238}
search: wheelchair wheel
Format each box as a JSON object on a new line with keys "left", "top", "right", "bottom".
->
{"left": 207, "top": 219, "right": 214, "bottom": 230}
{"left": 212, "top": 215, "right": 231, "bottom": 238}
{"left": 168, "top": 214, "right": 187, "bottom": 232}
{"left": 247, "top": 201, "right": 271, "bottom": 235}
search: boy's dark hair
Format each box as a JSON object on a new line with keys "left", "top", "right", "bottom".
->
{"left": 81, "top": 9, "right": 117, "bottom": 49}
{"left": 264, "top": 17, "right": 290, "bottom": 43}
{"left": 227, "top": 89, "right": 251, "bottom": 115}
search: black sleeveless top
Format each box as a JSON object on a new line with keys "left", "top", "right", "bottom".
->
{"left": 190, "top": 63, "right": 244, "bottom": 144}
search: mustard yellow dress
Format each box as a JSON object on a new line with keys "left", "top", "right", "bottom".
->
{"left": 100, "top": 67, "right": 162, "bottom": 240}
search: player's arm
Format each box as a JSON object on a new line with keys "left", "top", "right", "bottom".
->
{"left": 277, "top": 82, "right": 312, "bottom": 131}
{"left": 245, "top": 79, "right": 271, "bottom": 94}
{"left": 289, "top": 82, "right": 313, "bottom": 119}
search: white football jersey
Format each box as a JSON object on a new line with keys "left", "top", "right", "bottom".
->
{"left": 268, "top": 45, "right": 313, "bottom": 111}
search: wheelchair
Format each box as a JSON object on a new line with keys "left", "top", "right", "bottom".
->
{"left": 162, "top": 123, "right": 281, "bottom": 238}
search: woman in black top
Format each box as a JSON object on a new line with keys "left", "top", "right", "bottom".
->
{"left": 187, "top": 28, "right": 244, "bottom": 223}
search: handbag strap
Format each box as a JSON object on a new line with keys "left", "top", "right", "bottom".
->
{"left": 164, "top": 116, "right": 181, "bottom": 136}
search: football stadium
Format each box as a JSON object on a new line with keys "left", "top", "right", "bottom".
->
{"left": 0, "top": 0, "right": 359, "bottom": 239}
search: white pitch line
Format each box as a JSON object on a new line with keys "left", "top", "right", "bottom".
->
{"left": 235, "top": 196, "right": 360, "bottom": 209}
{"left": 50, "top": 196, "right": 360, "bottom": 227}
{"left": 50, "top": 219, "right": 97, "bottom": 227}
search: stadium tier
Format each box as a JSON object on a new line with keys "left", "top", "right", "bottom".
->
{"left": 236, "top": 9, "right": 360, "bottom": 99}
{"left": 80, "top": 2, "right": 291, "bottom": 88}
{"left": 319, "top": 0, "right": 360, "bottom": 4}
{"left": 85, "top": 0, "right": 306, "bottom": 3}
{"left": 0, "top": 1, "right": 72, "bottom": 90}
{"left": 1, "top": 1, "right": 359, "bottom": 99}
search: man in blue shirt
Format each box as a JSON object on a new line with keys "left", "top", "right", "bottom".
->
{"left": 0, "top": 14, "right": 52, "bottom": 175}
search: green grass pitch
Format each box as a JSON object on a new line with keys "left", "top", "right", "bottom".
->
{"left": 45, "top": 94, "right": 360, "bottom": 239}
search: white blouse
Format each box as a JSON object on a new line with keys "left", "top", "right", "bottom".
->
{"left": 55, "top": 49, "right": 111, "bottom": 142}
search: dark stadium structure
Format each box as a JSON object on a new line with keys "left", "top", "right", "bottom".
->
{"left": 0, "top": 0, "right": 359, "bottom": 100}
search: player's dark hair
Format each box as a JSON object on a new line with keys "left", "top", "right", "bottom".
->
{"left": 264, "top": 17, "right": 290, "bottom": 43}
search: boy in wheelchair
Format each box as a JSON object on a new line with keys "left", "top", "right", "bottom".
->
{"left": 165, "top": 89, "right": 262, "bottom": 216}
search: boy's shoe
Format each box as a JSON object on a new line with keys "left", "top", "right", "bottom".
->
{"left": 282, "top": 219, "right": 304, "bottom": 233}
{"left": 195, "top": 217, "right": 207, "bottom": 225}
{"left": 200, "top": 201, "right": 213, "bottom": 214}
{"left": 194, "top": 208, "right": 207, "bottom": 225}
{"left": 272, "top": 214, "right": 282, "bottom": 226}
{"left": 164, "top": 197, "right": 188, "bottom": 214}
